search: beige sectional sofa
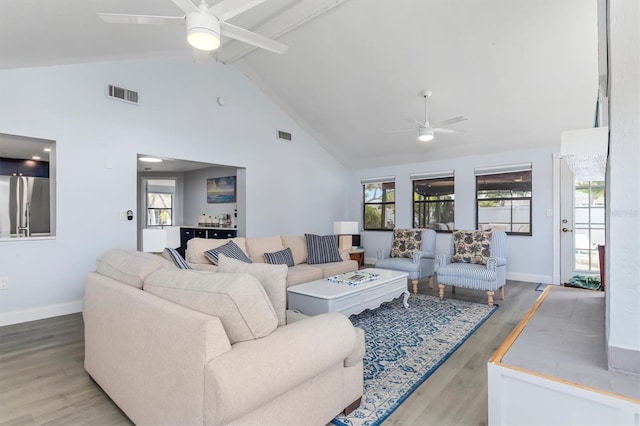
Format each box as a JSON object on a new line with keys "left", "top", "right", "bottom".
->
{"left": 185, "top": 235, "right": 358, "bottom": 286}
{"left": 84, "top": 249, "right": 364, "bottom": 426}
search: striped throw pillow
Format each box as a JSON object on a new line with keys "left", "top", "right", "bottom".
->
{"left": 305, "top": 234, "right": 342, "bottom": 265}
{"left": 162, "top": 247, "right": 192, "bottom": 270}
{"left": 264, "top": 247, "right": 295, "bottom": 267}
{"left": 204, "top": 240, "right": 252, "bottom": 265}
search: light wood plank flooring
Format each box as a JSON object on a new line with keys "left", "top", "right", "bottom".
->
{"left": 0, "top": 280, "right": 541, "bottom": 426}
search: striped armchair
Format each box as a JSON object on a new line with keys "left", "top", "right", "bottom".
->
{"left": 375, "top": 229, "right": 437, "bottom": 295}
{"left": 436, "top": 230, "right": 507, "bottom": 307}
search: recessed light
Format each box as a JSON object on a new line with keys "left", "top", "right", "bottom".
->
{"left": 139, "top": 157, "right": 163, "bottom": 163}
{"left": 32, "top": 156, "right": 41, "bottom": 160}
{"left": 43, "top": 148, "right": 51, "bottom": 152}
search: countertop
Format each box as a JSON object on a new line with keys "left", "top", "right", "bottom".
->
{"left": 181, "top": 225, "right": 237, "bottom": 231}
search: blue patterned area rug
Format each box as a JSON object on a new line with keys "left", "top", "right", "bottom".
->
{"left": 332, "top": 294, "right": 498, "bottom": 426}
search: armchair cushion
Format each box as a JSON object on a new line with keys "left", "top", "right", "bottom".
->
{"left": 452, "top": 230, "right": 492, "bottom": 265}
{"left": 390, "top": 229, "right": 424, "bottom": 258}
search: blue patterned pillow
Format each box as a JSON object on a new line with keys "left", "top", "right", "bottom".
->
{"left": 162, "top": 247, "right": 192, "bottom": 270}
{"left": 264, "top": 247, "right": 295, "bottom": 267}
{"left": 204, "top": 240, "right": 252, "bottom": 265}
{"left": 305, "top": 234, "right": 342, "bottom": 265}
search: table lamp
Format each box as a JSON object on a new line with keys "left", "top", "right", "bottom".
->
{"left": 333, "top": 221, "right": 359, "bottom": 250}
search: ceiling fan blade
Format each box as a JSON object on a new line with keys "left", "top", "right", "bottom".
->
{"left": 410, "top": 118, "right": 427, "bottom": 128}
{"left": 433, "top": 128, "right": 467, "bottom": 135}
{"left": 209, "top": 0, "right": 266, "bottom": 21}
{"left": 431, "top": 116, "right": 468, "bottom": 127}
{"left": 384, "top": 129, "right": 415, "bottom": 134}
{"left": 97, "top": 13, "right": 184, "bottom": 25}
{"left": 171, "top": 0, "right": 200, "bottom": 15}
{"left": 220, "top": 22, "right": 288, "bottom": 54}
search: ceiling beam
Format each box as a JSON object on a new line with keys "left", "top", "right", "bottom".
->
{"left": 215, "top": 0, "right": 350, "bottom": 64}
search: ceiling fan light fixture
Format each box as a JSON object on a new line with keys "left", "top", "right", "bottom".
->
{"left": 186, "top": 13, "right": 221, "bottom": 51}
{"left": 417, "top": 128, "right": 434, "bottom": 142}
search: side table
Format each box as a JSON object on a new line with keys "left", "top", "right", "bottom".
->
{"left": 349, "top": 248, "right": 365, "bottom": 268}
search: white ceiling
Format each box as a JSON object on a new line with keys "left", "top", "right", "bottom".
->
{"left": 0, "top": 0, "right": 599, "bottom": 169}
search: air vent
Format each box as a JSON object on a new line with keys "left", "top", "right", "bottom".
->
{"left": 276, "top": 130, "right": 292, "bottom": 142}
{"left": 106, "top": 84, "right": 139, "bottom": 104}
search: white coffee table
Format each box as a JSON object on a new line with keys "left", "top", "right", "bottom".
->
{"left": 287, "top": 268, "right": 410, "bottom": 317}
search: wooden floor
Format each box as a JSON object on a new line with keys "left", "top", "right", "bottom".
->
{"left": 0, "top": 280, "right": 541, "bottom": 426}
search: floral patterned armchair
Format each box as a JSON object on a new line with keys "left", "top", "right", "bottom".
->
{"left": 436, "top": 230, "right": 507, "bottom": 307}
{"left": 375, "top": 229, "right": 437, "bottom": 294}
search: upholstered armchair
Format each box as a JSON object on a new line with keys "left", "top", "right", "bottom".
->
{"left": 436, "top": 230, "right": 507, "bottom": 307}
{"left": 375, "top": 229, "right": 437, "bottom": 295}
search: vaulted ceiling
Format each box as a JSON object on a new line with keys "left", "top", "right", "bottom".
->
{"left": 0, "top": 0, "right": 599, "bottom": 168}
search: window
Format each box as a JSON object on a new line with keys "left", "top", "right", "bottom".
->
{"left": 475, "top": 163, "right": 532, "bottom": 235}
{"left": 574, "top": 180, "right": 605, "bottom": 272}
{"left": 146, "top": 179, "right": 175, "bottom": 226}
{"left": 362, "top": 177, "right": 395, "bottom": 230}
{"left": 412, "top": 171, "right": 455, "bottom": 232}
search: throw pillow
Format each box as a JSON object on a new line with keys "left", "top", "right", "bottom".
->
{"left": 452, "top": 230, "right": 493, "bottom": 265}
{"left": 218, "top": 254, "right": 288, "bottom": 326}
{"left": 264, "top": 247, "right": 295, "bottom": 267}
{"left": 204, "top": 240, "right": 252, "bottom": 265}
{"left": 305, "top": 234, "right": 342, "bottom": 265}
{"left": 390, "top": 229, "right": 424, "bottom": 258}
{"left": 162, "top": 247, "right": 192, "bottom": 270}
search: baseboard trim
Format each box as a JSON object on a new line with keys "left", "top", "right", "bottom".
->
{"left": 506, "top": 272, "right": 553, "bottom": 285}
{"left": 608, "top": 345, "right": 640, "bottom": 375}
{"left": 0, "top": 300, "right": 84, "bottom": 326}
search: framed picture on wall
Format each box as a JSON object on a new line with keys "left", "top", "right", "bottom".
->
{"left": 207, "top": 176, "right": 236, "bottom": 203}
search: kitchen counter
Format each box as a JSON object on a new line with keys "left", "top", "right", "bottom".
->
{"left": 184, "top": 225, "right": 236, "bottom": 231}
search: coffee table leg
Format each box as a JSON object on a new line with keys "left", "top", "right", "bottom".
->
{"left": 402, "top": 290, "right": 410, "bottom": 308}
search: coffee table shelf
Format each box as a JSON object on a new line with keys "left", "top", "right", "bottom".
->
{"left": 287, "top": 268, "right": 409, "bottom": 317}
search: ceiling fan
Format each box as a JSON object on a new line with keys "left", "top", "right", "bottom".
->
{"left": 387, "top": 90, "right": 467, "bottom": 142}
{"left": 97, "top": 0, "right": 289, "bottom": 54}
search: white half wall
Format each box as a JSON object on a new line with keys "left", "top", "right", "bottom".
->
{"left": 0, "top": 55, "right": 347, "bottom": 324}
{"left": 606, "top": 0, "right": 640, "bottom": 373}
{"left": 350, "top": 147, "right": 556, "bottom": 283}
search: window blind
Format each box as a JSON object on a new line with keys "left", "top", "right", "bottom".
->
{"left": 410, "top": 169, "right": 455, "bottom": 180}
{"left": 474, "top": 162, "right": 532, "bottom": 176}
{"left": 360, "top": 175, "right": 395, "bottom": 184}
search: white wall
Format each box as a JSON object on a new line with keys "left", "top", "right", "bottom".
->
{"left": 606, "top": 0, "right": 640, "bottom": 373}
{"left": 0, "top": 55, "right": 347, "bottom": 324}
{"left": 183, "top": 165, "right": 239, "bottom": 228}
{"left": 348, "top": 147, "right": 556, "bottom": 284}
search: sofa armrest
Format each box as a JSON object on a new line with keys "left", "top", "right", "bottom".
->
{"left": 204, "top": 312, "right": 358, "bottom": 425}
{"left": 436, "top": 253, "right": 452, "bottom": 267}
{"left": 339, "top": 248, "right": 351, "bottom": 262}
{"left": 377, "top": 248, "right": 391, "bottom": 260}
{"left": 84, "top": 272, "right": 231, "bottom": 426}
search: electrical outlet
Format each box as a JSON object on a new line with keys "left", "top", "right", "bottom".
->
{"left": 0, "top": 277, "right": 8, "bottom": 290}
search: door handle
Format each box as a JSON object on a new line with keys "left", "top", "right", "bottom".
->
{"left": 562, "top": 227, "right": 573, "bottom": 233}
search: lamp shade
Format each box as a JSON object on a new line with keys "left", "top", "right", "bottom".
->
{"left": 333, "top": 221, "right": 359, "bottom": 235}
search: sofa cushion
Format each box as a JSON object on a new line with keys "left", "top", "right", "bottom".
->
{"left": 286, "top": 265, "right": 323, "bottom": 286}
{"left": 281, "top": 235, "right": 308, "bottom": 265}
{"left": 162, "top": 248, "right": 192, "bottom": 270}
{"left": 314, "top": 260, "right": 359, "bottom": 278}
{"left": 264, "top": 247, "right": 295, "bottom": 267}
{"left": 204, "top": 241, "right": 252, "bottom": 265}
{"left": 96, "top": 249, "right": 169, "bottom": 289}
{"left": 245, "top": 236, "right": 285, "bottom": 263}
{"left": 452, "top": 230, "right": 492, "bottom": 265}
{"left": 305, "top": 234, "right": 342, "bottom": 265}
{"left": 390, "top": 228, "right": 424, "bottom": 258}
{"left": 218, "top": 255, "right": 288, "bottom": 326}
{"left": 186, "top": 237, "right": 248, "bottom": 265}
{"left": 143, "top": 269, "right": 278, "bottom": 344}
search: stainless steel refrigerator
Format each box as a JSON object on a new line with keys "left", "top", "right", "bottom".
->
{"left": 0, "top": 175, "right": 50, "bottom": 237}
